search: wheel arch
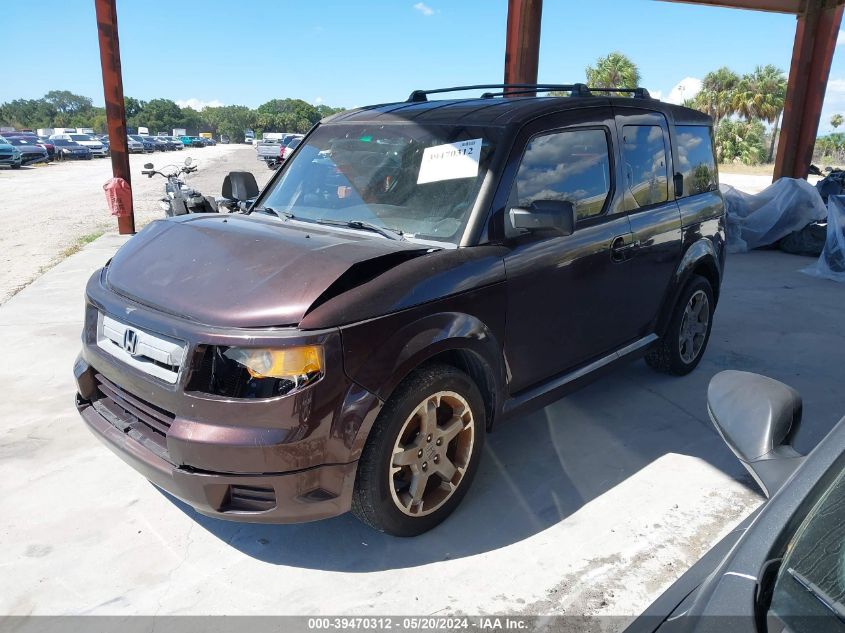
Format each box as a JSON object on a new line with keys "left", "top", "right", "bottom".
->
{"left": 656, "top": 238, "right": 722, "bottom": 337}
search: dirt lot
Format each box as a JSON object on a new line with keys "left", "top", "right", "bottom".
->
{"left": 0, "top": 144, "right": 272, "bottom": 304}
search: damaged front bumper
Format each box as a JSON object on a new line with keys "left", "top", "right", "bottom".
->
{"left": 73, "top": 273, "right": 383, "bottom": 523}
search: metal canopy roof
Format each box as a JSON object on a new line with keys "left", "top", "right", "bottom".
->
{"left": 655, "top": 0, "right": 805, "bottom": 14}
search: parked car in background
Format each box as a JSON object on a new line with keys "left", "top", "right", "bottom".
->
{"left": 203, "top": 137, "right": 217, "bottom": 146}
{"left": 35, "top": 136, "right": 56, "bottom": 160}
{"left": 147, "top": 136, "right": 170, "bottom": 151}
{"left": 220, "top": 135, "right": 230, "bottom": 144}
{"left": 280, "top": 136, "right": 302, "bottom": 162}
{"left": 4, "top": 137, "right": 49, "bottom": 165}
{"left": 0, "top": 137, "right": 22, "bottom": 168}
{"left": 129, "top": 134, "right": 155, "bottom": 153}
{"left": 179, "top": 136, "right": 204, "bottom": 148}
{"left": 50, "top": 133, "right": 107, "bottom": 157}
{"left": 255, "top": 137, "right": 284, "bottom": 167}
{"left": 50, "top": 138, "right": 92, "bottom": 160}
{"left": 123, "top": 137, "right": 144, "bottom": 153}
{"left": 73, "top": 84, "right": 726, "bottom": 536}
{"left": 154, "top": 136, "right": 181, "bottom": 151}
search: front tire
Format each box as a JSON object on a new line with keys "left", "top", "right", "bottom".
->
{"left": 645, "top": 275, "right": 714, "bottom": 376}
{"left": 352, "top": 364, "right": 485, "bottom": 536}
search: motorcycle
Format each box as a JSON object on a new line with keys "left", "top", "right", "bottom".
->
{"left": 141, "top": 157, "right": 219, "bottom": 216}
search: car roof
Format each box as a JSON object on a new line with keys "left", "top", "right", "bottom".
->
{"left": 327, "top": 95, "right": 711, "bottom": 127}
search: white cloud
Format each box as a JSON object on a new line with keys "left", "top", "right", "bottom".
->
{"left": 413, "top": 2, "right": 435, "bottom": 16}
{"left": 820, "top": 77, "right": 845, "bottom": 132}
{"left": 175, "top": 98, "right": 224, "bottom": 111}
{"left": 314, "top": 96, "right": 324, "bottom": 105}
{"left": 666, "top": 77, "right": 702, "bottom": 105}
{"left": 649, "top": 90, "right": 663, "bottom": 101}
{"left": 838, "top": 30, "right": 845, "bottom": 46}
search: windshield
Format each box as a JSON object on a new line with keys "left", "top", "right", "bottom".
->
{"left": 769, "top": 468, "right": 845, "bottom": 630}
{"left": 256, "top": 123, "right": 499, "bottom": 245}
{"left": 70, "top": 134, "right": 91, "bottom": 141}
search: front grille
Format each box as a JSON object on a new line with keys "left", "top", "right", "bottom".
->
{"left": 92, "top": 373, "right": 175, "bottom": 460}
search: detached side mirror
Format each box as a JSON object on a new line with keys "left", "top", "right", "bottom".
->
{"left": 707, "top": 370, "right": 805, "bottom": 498}
{"left": 509, "top": 200, "right": 575, "bottom": 236}
{"left": 143, "top": 163, "right": 153, "bottom": 169}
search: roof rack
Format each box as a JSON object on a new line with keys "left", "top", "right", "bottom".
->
{"left": 405, "top": 84, "right": 654, "bottom": 103}
{"left": 406, "top": 83, "right": 593, "bottom": 102}
{"left": 584, "top": 87, "right": 653, "bottom": 99}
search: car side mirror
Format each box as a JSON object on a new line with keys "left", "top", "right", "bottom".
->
{"left": 707, "top": 371, "right": 805, "bottom": 498}
{"left": 509, "top": 200, "right": 575, "bottom": 236}
{"left": 673, "top": 173, "right": 683, "bottom": 198}
{"left": 143, "top": 163, "right": 153, "bottom": 169}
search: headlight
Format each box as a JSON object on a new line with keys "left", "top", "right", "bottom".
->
{"left": 187, "top": 345, "right": 324, "bottom": 398}
{"left": 224, "top": 346, "right": 323, "bottom": 379}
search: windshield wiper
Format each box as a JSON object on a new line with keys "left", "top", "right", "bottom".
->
{"left": 251, "top": 206, "right": 293, "bottom": 219}
{"left": 787, "top": 567, "right": 845, "bottom": 623}
{"left": 314, "top": 218, "right": 405, "bottom": 241}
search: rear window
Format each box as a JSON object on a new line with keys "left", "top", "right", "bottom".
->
{"left": 621, "top": 125, "right": 669, "bottom": 208}
{"left": 675, "top": 125, "right": 718, "bottom": 197}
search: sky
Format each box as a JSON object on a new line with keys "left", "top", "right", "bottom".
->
{"left": 5, "top": 0, "right": 845, "bottom": 133}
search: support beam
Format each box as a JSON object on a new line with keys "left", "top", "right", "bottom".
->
{"left": 504, "top": 0, "right": 543, "bottom": 95}
{"left": 774, "top": 2, "right": 844, "bottom": 181}
{"left": 94, "top": 0, "right": 134, "bottom": 234}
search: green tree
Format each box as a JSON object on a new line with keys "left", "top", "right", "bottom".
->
{"left": 255, "top": 98, "right": 322, "bottom": 134}
{"left": 585, "top": 52, "right": 641, "bottom": 95}
{"left": 715, "top": 118, "right": 766, "bottom": 165}
{"left": 731, "top": 65, "right": 786, "bottom": 162}
{"left": 202, "top": 105, "right": 256, "bottom": 141}
{"left": 43, "top": 90, "right": 93, "bottom": 126}
{"left": 693, "top": 67, "right": 741, "bottom": 128}
{"left": 129, "top": 98, "right": 184, "bottom": 135}
{"left": 832, "top": 114, "right": 843, "bottom": 130}
{"left": 123, "top": 96, "right": 146, "bottom": 119}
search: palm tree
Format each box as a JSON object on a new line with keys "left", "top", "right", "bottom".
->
{"left": 693, "top": 67, "right": 741, "bottom": 128}
{"left": 730, "top": 65, "right": 786, "bottom": 162}
{"left": 585, "top": 52, "right": 641, "bottom": 96}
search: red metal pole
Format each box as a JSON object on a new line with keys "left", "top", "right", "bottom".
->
{"left": 773, "top": 2, "right": 843, "bottom": 181}
{"left": 504, "top": 0, "right": 543, "bottom": 95}
{"left": 94, "top": 0, "right": 134, "bottom": 234}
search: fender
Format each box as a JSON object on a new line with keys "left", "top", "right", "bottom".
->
{"left": 655, "top": 235, "right": 723, "bottom": 337}
{"left": 340, "top": 283, "right": 508, "bottom": 418}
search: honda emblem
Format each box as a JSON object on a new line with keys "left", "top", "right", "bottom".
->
{"left": 123, "top": 329, "right": 139, "bottom": 355}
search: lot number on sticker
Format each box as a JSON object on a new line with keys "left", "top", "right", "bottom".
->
{"left": 417, "top": 138, "right": 482, "bottom": 184}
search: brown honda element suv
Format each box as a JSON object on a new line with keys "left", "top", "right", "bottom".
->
{"left": 75, "top": 84, "right": 725, "bottom": 536}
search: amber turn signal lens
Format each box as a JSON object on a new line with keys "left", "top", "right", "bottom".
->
{"left": 223, "top": 346, "right": 323, "bottom": 380}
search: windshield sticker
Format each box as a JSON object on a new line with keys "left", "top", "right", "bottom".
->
{"left": 417, "top": 138, "right": 482, "bottom": 184}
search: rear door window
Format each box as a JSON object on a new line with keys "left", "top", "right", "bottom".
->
{"left": 675, "top": 125, "right": 718, "bottom": 197}
{"left": 621, "top": 125, "right": 668, "bottom": 208}
{"left": 511, "top": 128, "right": 612, "bottom": 222}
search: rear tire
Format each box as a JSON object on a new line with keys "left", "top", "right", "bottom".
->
{"left": 352, "top": 364, "right": 485, "bottom": 536}
{"left": 645, "top": 275, "right": 714, "bottom": 376}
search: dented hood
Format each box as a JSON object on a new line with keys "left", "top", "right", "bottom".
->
{"left": 105, "top": 214, "right": 429, "bottom": 327}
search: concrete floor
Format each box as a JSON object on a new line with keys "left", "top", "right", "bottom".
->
{"left": 1, "top": 237, "right": 844, "bottom": 627}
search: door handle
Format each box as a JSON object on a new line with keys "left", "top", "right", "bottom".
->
{"left": 611, "top": 235, "right": 640, "bottom": 262}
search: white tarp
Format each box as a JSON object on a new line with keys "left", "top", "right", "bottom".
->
{"left": 721, "top": 178, "right": 827, "bottom": 253}
{"left": 802, "top": 195, "right": 845, "bottom": 283}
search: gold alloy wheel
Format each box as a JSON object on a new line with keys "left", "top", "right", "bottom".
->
{"left": 389, "top": 391, "right": 475, "bottom": 517}
{"left": 678, "top": 289, "right": 710, "bottom": 364}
